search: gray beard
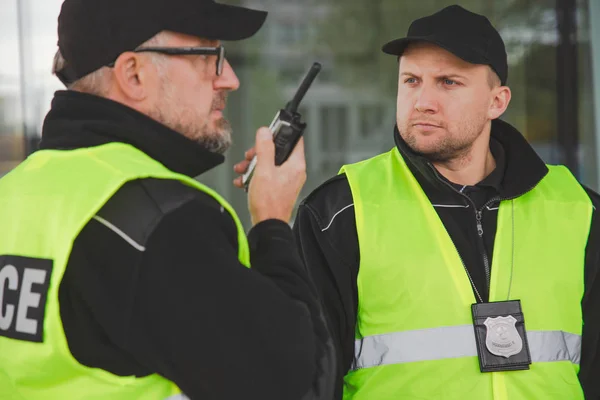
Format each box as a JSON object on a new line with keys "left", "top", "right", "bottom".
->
{"left": 194, "top": 118, "right": 232, "bottom": 155}
{"left": 149, "top": 75, "right": 233, "bottom": 154}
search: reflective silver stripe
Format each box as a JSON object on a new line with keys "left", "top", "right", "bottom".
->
{"left": 164, "top": 395, "right": 190, "bottom": 400}
{"left": 352, "top": 325, "right": 581, "bottom": 370}
{"left": 321, "top": 204, "right": 354, "bottom": 232}
{"left": 527, "top": 330, "right": 581, "bottom": 365}
{"left": 92, "top": 215, "right": 146, "bottom": 251}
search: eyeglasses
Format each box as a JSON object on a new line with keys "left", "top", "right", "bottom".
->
{"left": 107, "top": 45, "right": 226, "bottom": 76}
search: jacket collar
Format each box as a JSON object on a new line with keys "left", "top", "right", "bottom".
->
{"left": 393, "top": 118, "right": 549, "bottom": 202}
{"left": 39, "top": 90, "right": 224, "bottom": 177}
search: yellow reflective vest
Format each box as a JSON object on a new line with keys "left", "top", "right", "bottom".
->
{"left": 0, "top": 143, "right": 249, "bottom": 399}
{"left": 341, "top": 148, "right": 591, "bottom": 400}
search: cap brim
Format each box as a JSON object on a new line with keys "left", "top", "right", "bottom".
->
{"left": 382, "top": 36, "right": 490, "bottom": 66}
{"left": 170, "top": 3, "right": 267, "bottom": 41}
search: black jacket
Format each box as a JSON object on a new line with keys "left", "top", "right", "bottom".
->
{"left": 38, "top": 90, "right": 335, "bottom": 400}
{"left": 293, "top": 119, "right": 600, "bottom": 399}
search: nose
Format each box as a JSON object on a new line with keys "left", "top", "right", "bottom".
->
{"left": 414, "top": 82, "right": 439, "bottom": 114}
{"left": 214, "top": 59, "right": 240, "bottom": 91}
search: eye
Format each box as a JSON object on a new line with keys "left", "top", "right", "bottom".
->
{"left": 193, "top": 54, "right": 212, "bottom": 69}
{"left": 443, "top": 78, "right": 457, "bottom": 86}
{"left": 404, "top": 77, "right": 417, "bottom": 84}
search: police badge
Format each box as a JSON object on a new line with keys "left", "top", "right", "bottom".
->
{"left": 471, "top": 300, "right": 532, "bottom": 372}
{"left": 483, "top": 315, "right": 523, "bottom": 358}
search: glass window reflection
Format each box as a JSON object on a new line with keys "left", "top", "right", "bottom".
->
{"left": 1, "top": 0, "right": 599, "bottom": 226}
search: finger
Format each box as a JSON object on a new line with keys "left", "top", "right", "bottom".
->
{"left": 233, "top": 160, "right": 251, "bottom": 174}
{"left": 244, "top": 148, "right": 256, "bottom": 161}
{"left": 285, "top": 137, "right": 305, "bottom": 165}
{"left": 255, "top": 127, "right": 275, "bottom": 167}
{"left": 233, "top": 176, "right": 244, "bottom": 188}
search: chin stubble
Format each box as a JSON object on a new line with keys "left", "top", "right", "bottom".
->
{"left": 401, "top": 124, "right": 479, "bottom": 163}
{"left": 151, "top": 86, "right": 233, "bottom": 154}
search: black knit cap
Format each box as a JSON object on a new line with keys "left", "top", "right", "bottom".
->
{"left": 56, "top": 0, "right": 267, "bottom": 84}
{"left": 382, "top": 5, "right": 508, "bottom": 85}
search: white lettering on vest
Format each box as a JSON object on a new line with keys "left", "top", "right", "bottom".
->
{"left": 15, "top": 268, "right": 47, "bottom": 335}
{"left": 0, "top": 264, "right": 18, "bottom": 330}
{"left": 0, "top": 256, "right": 53, "bottom": 342}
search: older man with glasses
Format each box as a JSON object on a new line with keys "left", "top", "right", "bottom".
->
{"left": 0, "top": 0, "right": 335, "bottom": 399}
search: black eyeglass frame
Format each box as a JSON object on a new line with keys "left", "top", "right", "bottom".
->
{"left": 107, "top": 45, "right": 226, "bottom": 76}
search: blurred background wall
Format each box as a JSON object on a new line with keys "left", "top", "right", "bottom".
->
{"left": 1, "top": 0, "right": 599, "bottom": 228}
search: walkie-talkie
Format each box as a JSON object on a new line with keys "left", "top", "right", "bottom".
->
{"left": 242, "top": 62, "right": 322, "bottom": 188}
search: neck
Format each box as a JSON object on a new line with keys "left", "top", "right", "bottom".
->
{"left": 432, "top": 129, "right": 495, "bottom": 186}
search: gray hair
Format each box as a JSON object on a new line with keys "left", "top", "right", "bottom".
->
{"left": 52, "top": 31, "right": 172, "bottom": 96}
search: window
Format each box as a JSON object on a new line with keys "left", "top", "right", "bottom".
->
{"left": 2, "top": 0, "right": 598, "bottom": 226}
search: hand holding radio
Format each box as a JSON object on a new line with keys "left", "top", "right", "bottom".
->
{"left": 244, "top": 127, "right": 306, "bottom": 225}
{"left": 240, "top": 62, "right": 321, "bottom": 187}
{"left": 233, "top": 62, "right": 322, "bottom": 225}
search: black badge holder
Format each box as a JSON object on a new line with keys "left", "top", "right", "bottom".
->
{"left": 241, "top": 62, "right": 322, "bottom": 189}
{"left": 471, "top": 300, "right": 532, "bottom": 372}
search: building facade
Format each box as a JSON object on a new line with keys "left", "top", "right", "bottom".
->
{"left": 1, "top": 0, "right": 599, "bottom": 226}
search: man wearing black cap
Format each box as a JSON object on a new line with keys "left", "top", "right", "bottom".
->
{"left": 0, "top": 0, "right": 335, "bottom": 399}
{"left": 294, "top": 5, "right": 600, "bottom": 399}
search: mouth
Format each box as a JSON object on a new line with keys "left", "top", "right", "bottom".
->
{"left": 211, "top": 109, "right": 224, "bottom": 119}
{"left": 412, "top": 122, "right": 441, "bottom": 128}
{"left": 212, "top": 92, "right": 228, "bottom": 114}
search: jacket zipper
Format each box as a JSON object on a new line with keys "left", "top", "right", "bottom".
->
{"left": 427, "top": 164, "right": 540, "bottom": 303}
{"left": 476, "top": 198, "right": 499, "bottom": 292}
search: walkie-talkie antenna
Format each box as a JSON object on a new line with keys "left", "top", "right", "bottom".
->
{"left": 285, "top": 62, "right": 322, "bottom": 113}
{"left": 241, "top": 61, "right": 322, "bottom": 189}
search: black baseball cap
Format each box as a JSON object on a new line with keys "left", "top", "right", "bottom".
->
{"left": 56, "top": 0, "right": 267, "bottom": 84}
{"left": 382, "top": 5, "right": 508, "bottom": 85}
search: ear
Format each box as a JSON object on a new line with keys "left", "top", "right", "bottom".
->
{"left": 111, "top": 52, "right": 154, "bottom": 102}
{"left": 488, "top": 86, "right": 511, "bottom": 120}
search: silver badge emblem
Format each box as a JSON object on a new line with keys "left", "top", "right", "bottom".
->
{"left": 483, "top": 315, "right": 523, "bottom": 358}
